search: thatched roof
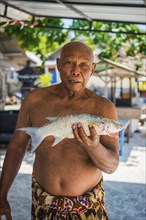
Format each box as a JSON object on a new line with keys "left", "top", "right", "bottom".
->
{"left": 94, "top": 58, "right": 145, "bottom": 79}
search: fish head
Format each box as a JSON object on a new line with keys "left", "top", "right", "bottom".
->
{"left": 88, "top": 117, "right": 123, "bottom": 136}
{"left": 89, "top": 118, "right": 123, "bottom": 135}
{"left": 102, "top": 119, "right": 123, "bottom": 134}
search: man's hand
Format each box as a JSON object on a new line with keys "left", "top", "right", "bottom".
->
{"left": 72, "top": 123, "right": 100, "bottom": 149}
{"left": 0, "top": 198, "right": 12, "bottom": 220}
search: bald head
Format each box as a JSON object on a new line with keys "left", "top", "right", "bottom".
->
{"left": 60, "top": 41, "right": 94, "bottom": 62}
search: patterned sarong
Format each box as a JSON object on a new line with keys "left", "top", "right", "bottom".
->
{"left": 31, "top": 176, "right": 108, "bottom": 220}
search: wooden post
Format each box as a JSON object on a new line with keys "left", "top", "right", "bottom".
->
{"left": 129, "top": 78, "right": 132, "bottom": 98}
{"left": 120, "top": 78, "right": 123, "bottom": 98}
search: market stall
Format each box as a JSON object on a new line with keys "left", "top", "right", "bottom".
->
{"left": 94, "top": 58, "right": 146, "bottom": 133}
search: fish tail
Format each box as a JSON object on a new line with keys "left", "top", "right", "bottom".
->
{"left": 17, "top": 127, "right": 43, "bottom": 152}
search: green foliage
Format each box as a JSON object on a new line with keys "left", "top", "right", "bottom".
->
{"left": 34, "top": 72, "right": 52, "bottom": 88}
{"left": 0, "top": 19, "right": 145, "bottom": 63}
{"left": 70, "top": 21, "right": 146, "bottom": 60}
{"left": 0, "top": 18, "right": 69, "bottom": 63}
{"left": 138, "top": 81, "right": 146, "bottom": 91}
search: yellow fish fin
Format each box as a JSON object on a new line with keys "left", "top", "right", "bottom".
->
{"left": 88, "top": 121, "right": 96, "bottom": 126}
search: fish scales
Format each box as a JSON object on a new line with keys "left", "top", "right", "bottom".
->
{"left": 17, "top": 114, "right": 123, "bottom": 152}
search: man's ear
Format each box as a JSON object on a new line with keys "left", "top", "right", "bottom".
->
{"left": 91, "top": 63, "right": 97, "bottom": 75}
{"left": 56, "top": 58, "right": 61, "bottom": 71}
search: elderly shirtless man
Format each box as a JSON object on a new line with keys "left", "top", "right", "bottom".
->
{"left": 0, "top": 42, "right": 119, "bottom": 220}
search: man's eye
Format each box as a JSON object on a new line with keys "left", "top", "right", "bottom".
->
{"left": 65, "top": 61, "right": 73, "bottom": 65}
{"left": 80, "top": 63, "right": 89, "bottom": 68}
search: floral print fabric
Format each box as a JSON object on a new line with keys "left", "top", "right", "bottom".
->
{"left": 31, "top": 176, "right": 108, "bottom": 220}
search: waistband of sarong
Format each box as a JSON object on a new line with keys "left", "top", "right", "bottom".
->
{"left": 32, "top": 175, "right": 105, "bottom": 214}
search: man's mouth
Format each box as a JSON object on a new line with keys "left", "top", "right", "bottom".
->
{"left": 68, "top": 79, "right": 81, "bottom": 84}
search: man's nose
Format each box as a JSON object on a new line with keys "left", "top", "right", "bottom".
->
{"left": 71, "top": 64, "right": 80, "bottom": 76}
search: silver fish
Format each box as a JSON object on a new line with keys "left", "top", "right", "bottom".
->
{"left": 17, "top": 114, "right": 123, "bottom": 152}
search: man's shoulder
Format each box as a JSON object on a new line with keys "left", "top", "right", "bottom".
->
{"left": 24, "top": 87, "right": 45, "bottom": 100}
{"left": 26, "top": 84, "right": 58, "bottom": 98}
{"left": 97, "top": 96, "right": 117, "bottom": 118}
{"left": 98, "top": 95, "right": 112, "bottom": 103}
{"left": 92, "top": 93, "right": 116, "bottom": 112}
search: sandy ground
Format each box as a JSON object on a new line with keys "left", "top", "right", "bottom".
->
{"left": 0, "top": 125, "right": 146, "bottom": 220}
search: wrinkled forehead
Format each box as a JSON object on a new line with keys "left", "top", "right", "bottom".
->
{"left": 60, "top": 42, "right": 94, "bottom": 62}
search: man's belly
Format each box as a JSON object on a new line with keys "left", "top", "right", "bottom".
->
{"left": 33, "top": 139, "right": 102, "bottom": 196}
{"left": 33, "top": 165, "right": 102, "bottom": 196}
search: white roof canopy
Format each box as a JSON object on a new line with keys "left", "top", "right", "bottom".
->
{"left": 0, "top": 0, "right": 146, "bottom": 25}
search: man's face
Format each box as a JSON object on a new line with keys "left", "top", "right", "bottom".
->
{"left": 57, "top": 45, "right": 96, "bottom": 94}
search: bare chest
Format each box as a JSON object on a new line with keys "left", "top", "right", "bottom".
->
{"left": 29, "top": 98, "right": 99, "bottom": 126}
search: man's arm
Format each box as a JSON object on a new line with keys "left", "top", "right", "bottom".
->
{"left": 0, "top": 93, "right": 32, "bottom": 219}
{"left": 72, "top": 99, "right": 120, "bottom": 174}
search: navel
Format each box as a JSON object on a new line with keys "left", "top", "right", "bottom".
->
{"left": 59, "top": 178, "right": 65, "bottom": 189}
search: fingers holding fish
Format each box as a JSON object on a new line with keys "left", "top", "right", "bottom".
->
{"left": 88, "top": 125, "right": 99, "bottom": 141}
{"left": 77, "top": 123, "right": 90, "bottom": 144}
{"left": 72, "top": 123, "right": 84, "bottom": 144}
{"left": 72, "top": 123, "right": 99, "bottom": 147}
